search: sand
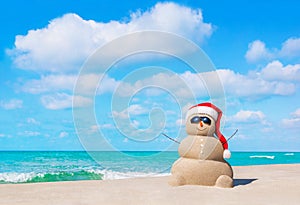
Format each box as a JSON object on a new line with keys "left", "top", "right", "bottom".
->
{"left": 0, "top": 164, "right": 299, "bottom": 205}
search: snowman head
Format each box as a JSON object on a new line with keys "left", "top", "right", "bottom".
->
{"left": 185, "top": 102, "right": 231, "bottom": 158}
{"left": 186, "top": 113, "right": 216, "bottom": 136}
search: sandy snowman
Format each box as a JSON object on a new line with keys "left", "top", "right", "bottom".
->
{"left": 169, "top": 102, "right": 233, "bottom": 188}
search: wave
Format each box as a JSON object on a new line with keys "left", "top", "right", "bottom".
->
{"left": 0, "top": 170, "right": 103, "bottom": 183}
{"left": 91, "top": 169, "right": 169, "bottom": 180}
{"left": 284, "top": 153, "right": 294, "bottom": 156}
{"left": 0, "top": 169, "right": 169, "bottom": 184}
{"left": 249, "top": 155, "right": 275, "bottom": 160}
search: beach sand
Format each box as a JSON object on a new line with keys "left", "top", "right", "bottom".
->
{"left": 0, "top": 164, "right": 299, "bottom": 205}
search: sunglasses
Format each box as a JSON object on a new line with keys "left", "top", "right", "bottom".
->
{"left": 190, "top": 116, "right": 211, "bottom": 125}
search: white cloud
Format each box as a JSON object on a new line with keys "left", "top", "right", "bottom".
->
{"left": 59, "top": 131, "right": 69, "bottom": 138}
{"left": 112, "top": 104, "right": 148, "bottom": 119}
{"left": 40, "top": 93, "right": 92, "bottom": 110}
{"left": 182, "top": 103, "right": 194, "bottom": 114}
{"left": 113, "top": 66, "right": 296, "bottom": 100}
{"left": 8, "top": 14, "right": 99, "bottom": 73}
{"left": 0, "top": 99, "right": 23, "bottom": 110}
{"left": 21, "top": 75, "right": 75, "bottom": 94}
{"left": 129, "top": 2, "right": 212, "bottom": 42}
{"left": 229, "top": 110, "right": 266, "bottom": 124}
{"left": 19, "top": 73, "right": 118, "bottom": 110}
{"left": 89, "top": 124, "right": 115, "bottom": 134}
{"left": 280, "top": 37, "right": 300, "bottom": 58}
{"left": 26, "top": 118, "right": 40, "bottom": 125}
{"left": 126, "top": 104, "right": 148, "bottom": 115}
{"left": 132, "top": 120, "right": 140, "bottom": 128}
{"left": 176, "top": 103, "right": 194, "bottom": 126}
{"left": 176, "top": 118, "right": 184, "bottom": 126}
{"left": 68, "top": 73, "right": 119, "bottom": 95}
{"left": 18, "top": 131, "right": 41, "bottom": 137}
{"left": 245, "top": 40, "right": 273, "bottom": 63}
{"left": 90, "top": 125, "right": 99, "bottom": 133}
{"left": 115, "top": 71, "right": 202, "bottom": 99}
{"left": 260, "top": 60, "right": 300, "bottom": 81}
{"left": 100, "top": 124, "right": 114, "bottom": 129}
{"left": 245, "top": 37, "right": 300, "bottom": 63}
{"left": 282, "top": 118, "right": 300, "bottom": 128}
{"left": 41, "top": 93, "right": 71, "bottom": 110}
{"left": 8, "top": 2, "right": 212, "bottom": 73}
{"left": 291, "top": 108, "right": 300, "bottom": 118}
{"left": 282, "top": 108, "right": 300, "bottom": 128}
{"left": 20, "top": 73, "right": 119, "bottom": 95}
{"left": 217, "top": 69, "right": 295, "bottom": 96}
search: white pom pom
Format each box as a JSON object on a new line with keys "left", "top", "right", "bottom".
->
{"left": 223, "top": 149, "right": 231, "bottom": 159}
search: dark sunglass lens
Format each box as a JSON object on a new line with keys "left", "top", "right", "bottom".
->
{"left": 201, "top": 117, "right": 211, "bottom": 125}
{"left": 190, "top": 116, "right": 201, "bottom": 124}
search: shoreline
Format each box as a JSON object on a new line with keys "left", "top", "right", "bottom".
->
{"left": 1, "top": 162, "right": 300, "bottom": 184}
{"left": 1, "top": 164, "right": 300, "bottom": 205}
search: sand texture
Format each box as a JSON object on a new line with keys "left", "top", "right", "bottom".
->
{"left": 0, "top": 164, "right": 299, "bottom": 205}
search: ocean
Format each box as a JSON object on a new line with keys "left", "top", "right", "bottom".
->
{"left": 0, "top": 151, "right": 299, "bottom": 184}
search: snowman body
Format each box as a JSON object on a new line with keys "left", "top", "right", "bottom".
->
{"left": 169, "top": 112, "right": 233, "bottom": 188}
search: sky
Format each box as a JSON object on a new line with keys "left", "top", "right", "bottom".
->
{"left": 0, "top": 0, "right": 300, "bottom": 151}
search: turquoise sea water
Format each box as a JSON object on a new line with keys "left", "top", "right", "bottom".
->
{"left": 0, "top": 151, "right": 299, "bottom": 184}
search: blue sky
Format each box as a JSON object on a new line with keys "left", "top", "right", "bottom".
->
{"left": 0, "top": 0, "right": 300, "bottom": 151}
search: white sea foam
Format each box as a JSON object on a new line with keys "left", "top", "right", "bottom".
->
{"left": 0, "top": 170, "right": 170, "bottom": 183}
{"left": 0, "top": 172, "right": 42, "bottom": 183}
{"left": 249, "top": 155, "right": 275, "bottom": 159}
{"left": 88, "top": 169, "right": 170, "bottom": 180}
{"left": 284, "top": 153, "right": 294, "bottom": 156}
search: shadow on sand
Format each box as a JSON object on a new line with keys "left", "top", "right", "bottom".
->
{"left": 233, "top": 178, "right": 258, "bottom": 187}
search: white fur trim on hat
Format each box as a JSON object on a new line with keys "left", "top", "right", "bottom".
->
{"left": 223, "top": 149, "right": 231, "bottom": 159}
{"left": 186, "top": 105, "right": 218, "bottom": 121}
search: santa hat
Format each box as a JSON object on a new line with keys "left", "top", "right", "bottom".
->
{"left": 186, "top": 102, "right": 231, "bottom": 159}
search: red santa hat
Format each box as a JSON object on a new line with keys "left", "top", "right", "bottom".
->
{"left": 186, "top": 102, "right": 231, "bottom": 159}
